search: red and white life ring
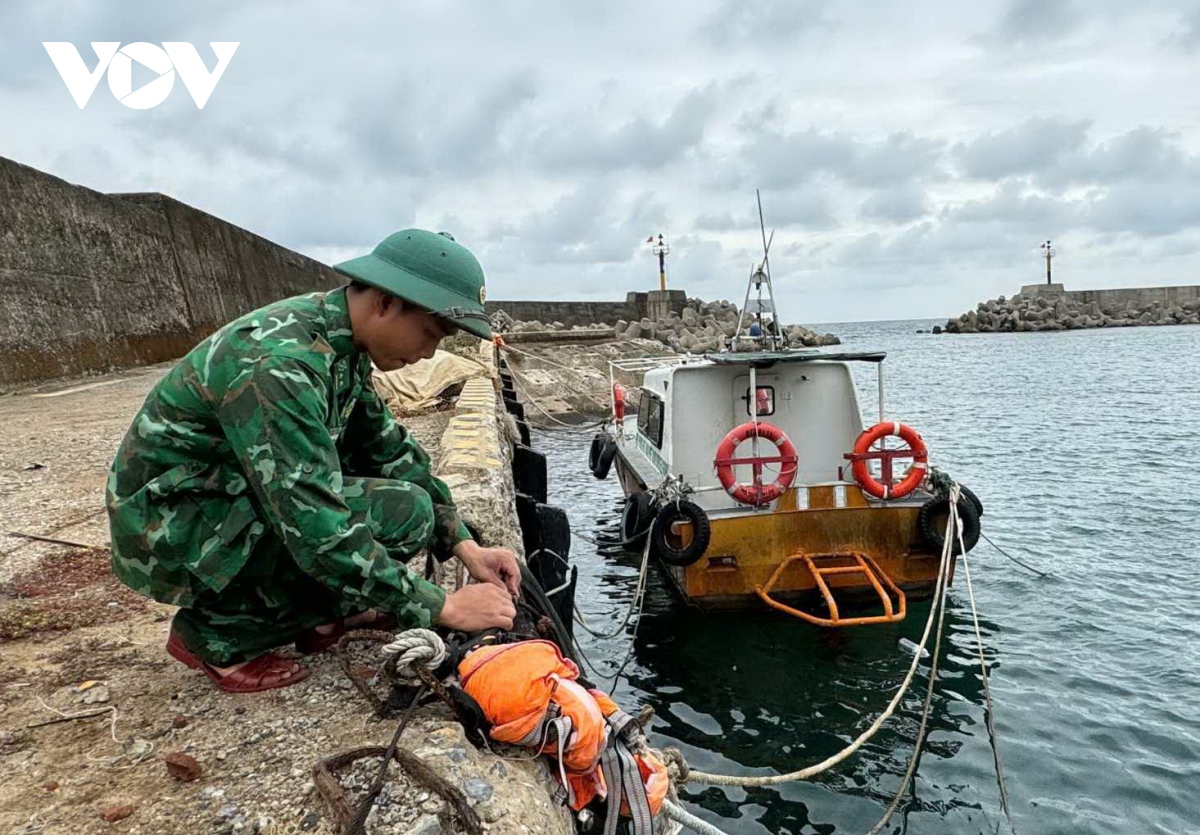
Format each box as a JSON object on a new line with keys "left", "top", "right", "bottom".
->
{"left": 714, "top": 421, "right": 799, "bottom": 507}
{"left": 848, "top": 422, "right": 928, "bottom": 500}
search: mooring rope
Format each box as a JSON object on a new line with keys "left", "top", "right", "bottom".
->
{"left": 499, "top": 341, "right": 610, "bottom": 374}
{"left": 660, "top": 481, "right": 1017, "bottom": 835}
{"left": 573, "top": 533, "right": 653, "bottom": 643}
{"left": 502, "top": 364, "right": 583, "bottom": 428}
{"left": 673, "top": 535, "right": 952, "bottom": 788}
{"left": 980, "top": 530, "right": 1051, "bottom": 578}
{"left": 960, "top": 539, "right": 1019, "bottom": 834}
{"left": 866, "top": 484, "right": 959, "bottom": 834}
{"left": 661, "top": 800, "right": 730, "bottom": 835}
{"left": 497, "top": 343, "right": 618, "bottom": 432}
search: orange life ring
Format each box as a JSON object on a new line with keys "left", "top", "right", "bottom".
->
{"left": 714, "top": 421, "right": 799, "bottom": 506}
{"left": 848, "top": 422, "right": 928, "bottom": 500}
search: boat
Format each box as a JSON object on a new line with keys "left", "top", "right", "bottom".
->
{"left": 586, "top": 210, "right": 983, "bottom": 627}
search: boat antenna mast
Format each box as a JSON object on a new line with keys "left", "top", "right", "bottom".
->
{"left": 733, "top": 189, "right": 785, "bottom": 351}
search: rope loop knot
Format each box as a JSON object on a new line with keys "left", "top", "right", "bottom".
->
{"left": 660, "top": 747, "right": 691, "bottom": 783}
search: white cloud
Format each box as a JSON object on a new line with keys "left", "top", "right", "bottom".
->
{"left": 3, "top": 0, "right": 1200, "bottom": 323}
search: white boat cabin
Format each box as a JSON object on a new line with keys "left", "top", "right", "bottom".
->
{"left": 615, "top": 350, "right": 890, "bottom": 516}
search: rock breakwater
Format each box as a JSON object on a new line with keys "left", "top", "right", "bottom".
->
{"left": 944, "top": 293, "right": 1200, "bottom": 334}
{"left": 494, "top": 297, "right": 840, "bottom": 351}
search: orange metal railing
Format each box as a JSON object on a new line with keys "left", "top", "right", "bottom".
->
{"left": 754, "top": 551, "right": 907, "bottom": 627}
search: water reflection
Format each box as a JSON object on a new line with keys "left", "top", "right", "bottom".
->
{"left": 571, "top": 492, "right": 1006, "bottom": 834}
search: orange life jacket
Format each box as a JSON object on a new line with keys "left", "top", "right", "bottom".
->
{"left": 458, "top": 639, "right": 669, "bottom": 833}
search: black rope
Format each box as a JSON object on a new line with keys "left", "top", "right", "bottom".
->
{"left": 981, "top": 531, "right": 1051, "bottom": 578}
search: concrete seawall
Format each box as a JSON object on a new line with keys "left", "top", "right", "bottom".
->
{"left": 1018, "top": 282, "right": 1200, "bottom": 307}
{"left": 487, "top": 289, "right": 686, "bottom": 329}
{"left": 0, "top": 155, "right": 336, "bottom": 390}
{"left": 420, "top": 338, "right": 572, "bottom": 834}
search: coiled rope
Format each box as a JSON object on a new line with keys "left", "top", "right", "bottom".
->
{"left": 381, "top": 629, "right": 447, "bottom": 681}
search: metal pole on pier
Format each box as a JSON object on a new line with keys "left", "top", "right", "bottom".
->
{"left": 1041, "top": 240, "right": 1055, "bottom": 285}
{"left": 651, "top": 234, "right": 670, "bottom": 291}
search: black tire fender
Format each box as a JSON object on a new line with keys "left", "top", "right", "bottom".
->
{"left": 512, "top": 445, "right": 548, "bottom": 504}
{"left": 588, "top": 434, "right": 604, "bottom": 472}
{"left": 589, "top": 434, "right": 616, "bottom": 480}
{"left": 958, "top": 484, "right": 984, "bottom": 518}
{"left": 918, "top": 495, "right": 981, "bottom": 555}
{"left": 651, "top": 499, "right": 712, "bottom": 567}
{"left": 620, "top": 492, "right": 657, "bottom": 547}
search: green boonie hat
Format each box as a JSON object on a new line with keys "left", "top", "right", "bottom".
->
{"left": 333, "top": 229, "right": 492, "bottom": 340}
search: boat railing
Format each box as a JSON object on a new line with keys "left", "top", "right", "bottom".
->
{"left": 608, "top": 355, "right": 696, "bottom": 374}
{"left": 607, "top": 355, "right": 701, "bottom": 420}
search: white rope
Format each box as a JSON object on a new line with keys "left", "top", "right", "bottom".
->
{"left": 665, "top": 482, "right": 1016, "bottom": 835}
{"left": 498, "top": 344, "right": 617, "bottom": 430}
{"left": 661, "top": 800, "right": 732, "bottom": 835}
{"left": 504, "top": 364, "right": 582, "bottom": 428}
{"left": 500, "top": 342, "right": 604, "bottom": 376}
{"left": 573, "top": 533, "right": 653, "bottom": 641}
{"left": 866, "top": 484, "right": 958, "bottom": 833}
{"left": 380, "top": 629, "right": 447, "bottom": 681}
{"left": 681, "top": 532, "right": 952, "bottom": 787}
{"left": 36, "top": 697, "right": 156, "bottom": 769}
{"left": 961, "top": 539, "right": 1019, "bottom": 834}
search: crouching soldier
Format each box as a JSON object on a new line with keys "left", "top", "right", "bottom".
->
{"left": 106, "top": 229, "right": 518, "bottom": 693}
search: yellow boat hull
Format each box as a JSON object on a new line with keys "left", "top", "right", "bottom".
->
{"left": 619, "top": 460, "right": 945, "bottom": 615}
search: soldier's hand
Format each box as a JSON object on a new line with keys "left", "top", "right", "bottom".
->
{"left": 437, "top": 583, "right": 516, "bottom": 631}
{"left": 454, "top": 541, "right": 522, "bottom": 597}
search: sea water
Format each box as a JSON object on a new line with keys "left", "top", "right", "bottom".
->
{"left": 539, "top": 320, "right": 1200, "bottom": 835}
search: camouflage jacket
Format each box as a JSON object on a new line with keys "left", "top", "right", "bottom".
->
{"left": 106, "top": 287, "right": 469, "bottom": 623}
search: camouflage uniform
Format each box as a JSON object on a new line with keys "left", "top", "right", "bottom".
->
{"left": 106, "top": 287, "right": 470, "bottom": 664}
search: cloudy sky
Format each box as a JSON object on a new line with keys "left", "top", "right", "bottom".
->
{"left": 3, "top": 1, "right": 1200, "bottom": 323}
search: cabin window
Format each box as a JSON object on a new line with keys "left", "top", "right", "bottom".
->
{"left": 638, "top": 391, "right": 665, "bottom": 448}
{"left": 742, "top": 385, "right": 776, "bottom": 417}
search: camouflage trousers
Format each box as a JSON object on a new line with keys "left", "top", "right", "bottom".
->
{"left": 172, "top": 476, "right": 437, "bottom": 665}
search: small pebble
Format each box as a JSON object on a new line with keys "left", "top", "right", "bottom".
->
{"left": 410, "top": 814, "right": 443, "bottom": 835}
{"left": 99, "top": 803, "right": 135, "bottom": 823}
{"left": 164, "top": 752, "right": 203, "bottom": 782}
{"left": 463, "top": 777, "right": 494, "bottom": 804}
